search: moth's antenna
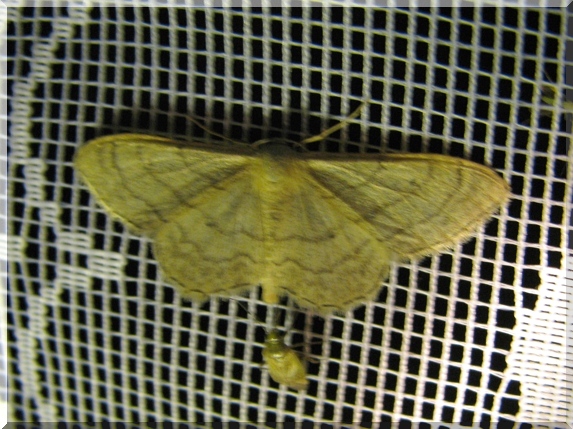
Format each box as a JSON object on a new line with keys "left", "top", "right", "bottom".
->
{"left": 299, "top": 101, "right": 368, "bottom": 146}
{"left": 188, "top": 116, "right": 251, "bottom": 147}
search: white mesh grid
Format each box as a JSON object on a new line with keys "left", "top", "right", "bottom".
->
{"left": 5, "top": 4, "right": 572, "bottom": 425}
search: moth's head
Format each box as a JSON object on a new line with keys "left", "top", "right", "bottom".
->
{"left": 254, "top": 138, "right": 307, "bottom": 154}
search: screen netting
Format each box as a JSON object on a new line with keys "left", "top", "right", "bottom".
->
{"left": 5, "top": 4, "right": 572, "bottom": 426}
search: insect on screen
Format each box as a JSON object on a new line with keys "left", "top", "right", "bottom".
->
{"left": 6, "top": 4, "right": 572, "bottom": 426}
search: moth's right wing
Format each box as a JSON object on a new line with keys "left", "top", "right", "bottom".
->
{"left": 304, "top": 152, "right": 510, "bottom": 259}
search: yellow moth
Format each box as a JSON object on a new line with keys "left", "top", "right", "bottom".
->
{"left": 75, "top": 109, "right": 510, "bottom": 313}
{"left": 262, "top": 329, "right": 309, "bottom": 391}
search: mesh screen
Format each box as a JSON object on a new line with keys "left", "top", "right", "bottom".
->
{"left": 6, "top": 5, "right": 572, "bottom": 425}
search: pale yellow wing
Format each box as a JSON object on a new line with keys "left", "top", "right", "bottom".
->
{"left": 74, "top": 134, "right": 256, "bottom": 235}
{"left": 261, "top": 166, "right": 391, "bottom": 313}
{"left": 153, "top": 170, "right": 266, "bottom": 301}
{"left": 303, "top": 152, "right": 510, "bottom": 259}
{"left": 75, "top": 134, "right": 266, "bottom": 301}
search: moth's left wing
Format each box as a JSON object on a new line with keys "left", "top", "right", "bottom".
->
{"left": 75, "top": 134, "right": 256, "bottom": 235}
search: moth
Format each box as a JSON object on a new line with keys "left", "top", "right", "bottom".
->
{"left": 75, "top": 106, "right": 510, "bottom": 313}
